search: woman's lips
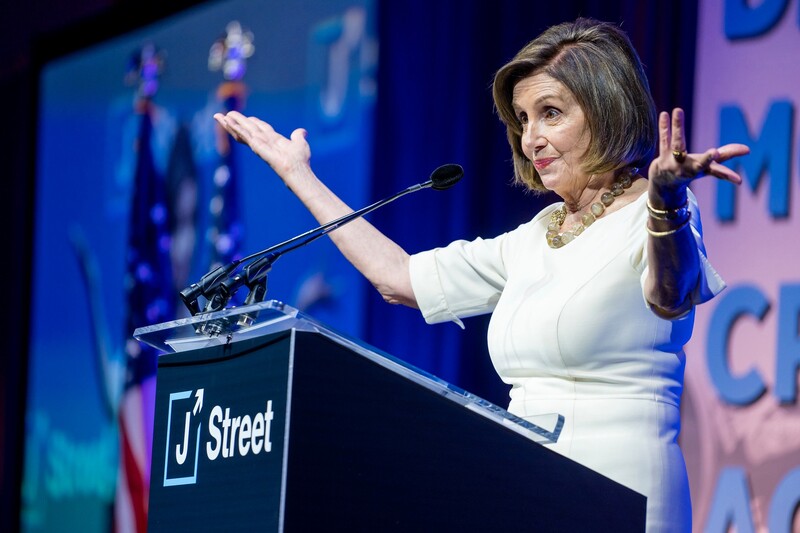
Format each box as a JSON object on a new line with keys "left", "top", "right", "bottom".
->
{"left": 533, "top": 158, "right": 555, "bottom": 170}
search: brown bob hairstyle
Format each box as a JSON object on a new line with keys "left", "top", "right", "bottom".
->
{"left": 493, "top": 18, "right": 657, "bottom": 192}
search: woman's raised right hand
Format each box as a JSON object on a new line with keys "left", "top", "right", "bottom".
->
{"left": 214, "top": 111, "right": 311, "bottom": 180}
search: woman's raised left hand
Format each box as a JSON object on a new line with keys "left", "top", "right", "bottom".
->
{"left": 648, "top": 108, "right": 749, "bottom": 199}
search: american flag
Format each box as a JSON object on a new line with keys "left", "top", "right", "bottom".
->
{"left": 115, "top": 102, "right": 173, "bottom": 533}
{"left": 207, "top": 86, "right": 245, "bottom": 278}
{"left": 206, "top": 23, "right": 250, "bottom": 300}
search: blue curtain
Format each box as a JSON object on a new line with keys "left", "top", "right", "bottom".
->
{"left": 365, "top": 0, "right": 699, "bottom": 406}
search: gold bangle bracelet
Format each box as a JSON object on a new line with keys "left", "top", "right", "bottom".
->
{"left": 646, "top": 198, "right": 689, "bottom": 221}
{"left": 646, "top": 213, "right": 692, "bottom": 237}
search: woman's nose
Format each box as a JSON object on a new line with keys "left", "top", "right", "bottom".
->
{"left": 521, "top": 123, "right": 543, "bottom": 156}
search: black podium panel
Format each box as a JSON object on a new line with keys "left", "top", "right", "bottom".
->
{"left": 147, "top": 324, "right": 645, "bottom": 532}
{"left": 284, "top": 331, "right": 646, "bottom": 531}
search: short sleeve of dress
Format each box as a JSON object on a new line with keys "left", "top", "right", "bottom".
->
{"left": 632, "top": 188, "right": 726, "bottom": 317}
{"left": 409, "top": 232, "right": 512, "bottom": 327}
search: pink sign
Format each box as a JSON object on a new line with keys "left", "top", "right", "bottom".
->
{"left": 687, "top": 1, "right": 800, "bottom": 531}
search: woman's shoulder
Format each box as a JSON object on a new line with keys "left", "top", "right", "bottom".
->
{"left": 497, "top": 202, "right": 561, "bottom": 242}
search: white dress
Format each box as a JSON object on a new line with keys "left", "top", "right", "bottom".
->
{"left": 409, "top": 191, "right": 724, "bottom": 532}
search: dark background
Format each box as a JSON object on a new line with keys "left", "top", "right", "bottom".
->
{"left": 0, "top": 1, "right": 697, "bottom": 530}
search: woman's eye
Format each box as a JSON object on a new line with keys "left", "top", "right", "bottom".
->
{"left": 544, "top": 108, "right": 560, "bottom": 119}
{"left": 517, "top": 113, "right": 528, "bottom": 126}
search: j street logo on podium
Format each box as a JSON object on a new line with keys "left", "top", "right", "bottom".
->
{"left": 162, "top": 388, "right": 276, "bottom": 487}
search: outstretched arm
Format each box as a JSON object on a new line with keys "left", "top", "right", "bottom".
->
{"left": 214, "top": 111, "right": 417, "bottom": 307}
{"left": 644, "top": 108, "right": 749, "bottom": 318}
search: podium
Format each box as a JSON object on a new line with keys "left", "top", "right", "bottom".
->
{"left": 136, "top": 301, "right": 646, "bottom": 531}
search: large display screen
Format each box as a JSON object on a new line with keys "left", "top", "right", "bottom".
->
{"left": 23, "top": 1, "right": 376, "bottom": 530}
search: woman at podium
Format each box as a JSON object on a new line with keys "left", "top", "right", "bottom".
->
{"left": 214, "top": 18, "right": 748, "bottom": 533}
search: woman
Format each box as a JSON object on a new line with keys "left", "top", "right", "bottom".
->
{"left": 214, "top": 18, "right": 748, "bottom": 533}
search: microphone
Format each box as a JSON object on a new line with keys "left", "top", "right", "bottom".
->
{"left": 180, "top": 163, "right": 463, "bottom": 316}
{"left": 428, "top": 163, "right": 463, "bottom": 190}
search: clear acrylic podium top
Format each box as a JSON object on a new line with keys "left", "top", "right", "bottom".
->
{"left": 134, "top": 299, "right": 563, "bottom": 445}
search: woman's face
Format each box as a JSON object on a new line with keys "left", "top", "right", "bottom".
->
{"left": 512, "top": 72, "right": 592, "bottom": 198}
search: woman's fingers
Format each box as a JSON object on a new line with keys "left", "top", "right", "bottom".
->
{"left": 290, "top": 128, "right": 308, "bottom": 143}
{"left": 657, "top": 108, "right": 691, "bottom": 169}
{"left": 705, "top": 162, "right": 743, "bottom": 184}
{"left": 215, "top": 112, "right": 279, "bottom": 150}
{"left": 683, "top": 143, "right": 749, "bottom": 183}
{"left": 715, "top": 143, "right": 750, "bottom": 162}
{"left": 214, "top": 112, "right": 248, "bottom": 143}
{"left": 658, "top": 111, "right": 671, "bottom": 157}
{"left": 671, "top": 108, "right": 687, "bottom": 154}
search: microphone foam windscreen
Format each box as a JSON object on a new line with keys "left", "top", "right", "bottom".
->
{"left": 430, "top": 164, "right": 464, "bottom": 190}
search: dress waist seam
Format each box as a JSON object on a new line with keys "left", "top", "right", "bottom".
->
{"left": 515, "top": 395, "right": 680, "bottom": 408}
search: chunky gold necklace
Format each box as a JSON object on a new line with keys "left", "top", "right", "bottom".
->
{"left": 545, "top": 168, "right": 637, "bottom": 249}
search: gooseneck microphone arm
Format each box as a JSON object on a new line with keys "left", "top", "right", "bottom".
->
{"left": 179, "top": 163, "right": 464, "bottom": 315}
